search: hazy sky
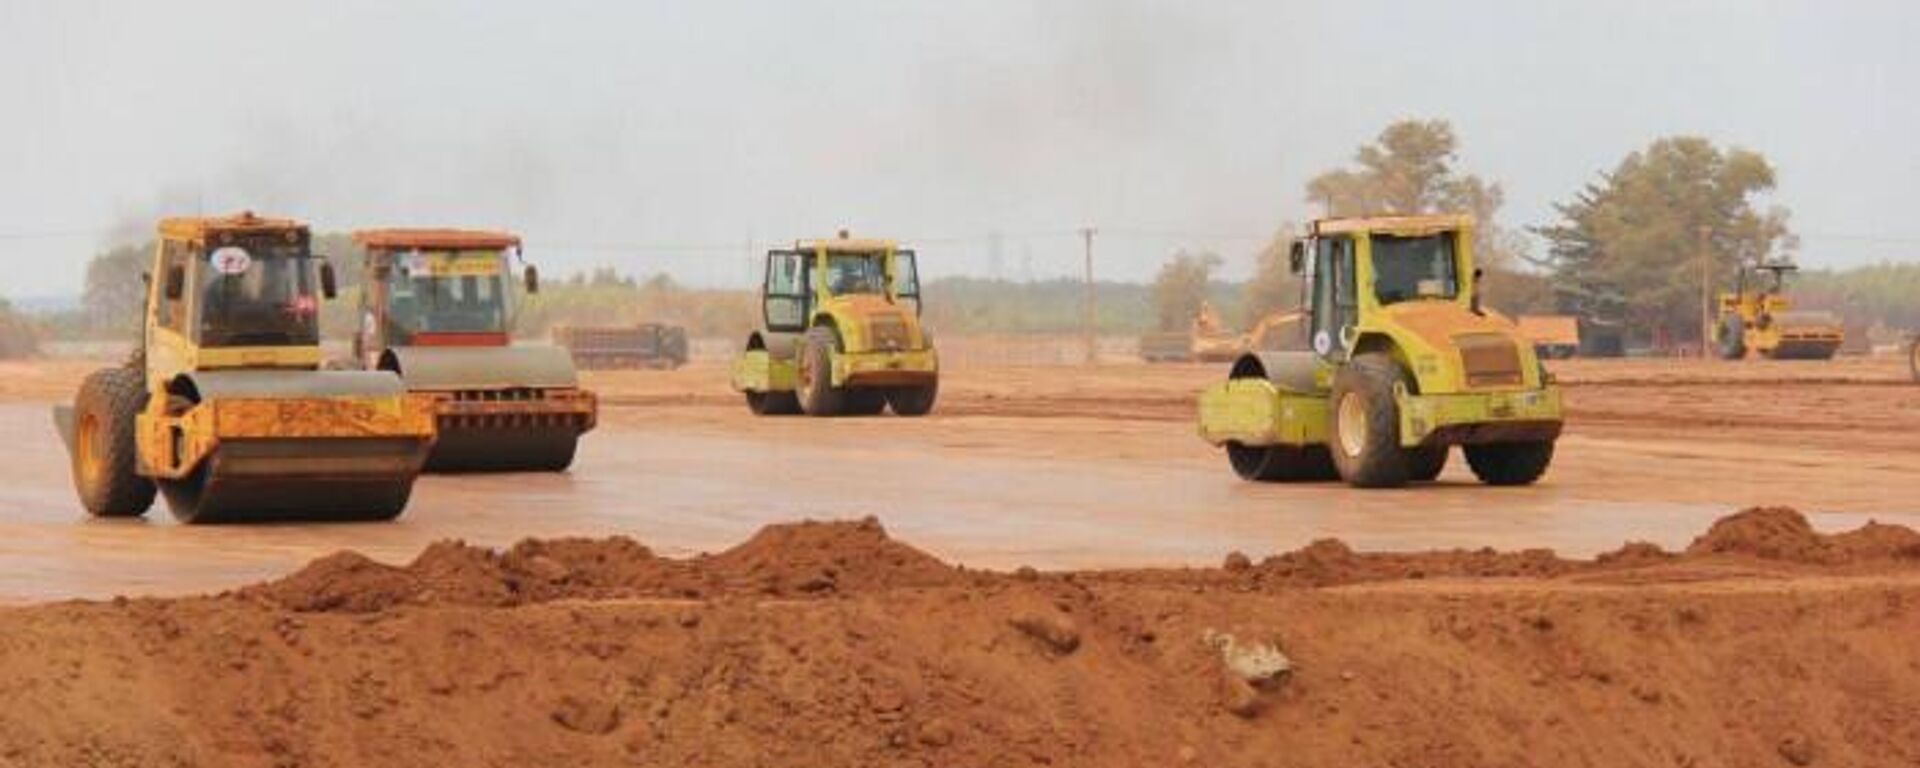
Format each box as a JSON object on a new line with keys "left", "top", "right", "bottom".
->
{"left": 2, "top": 0, "right": 1915, "bottom": 299}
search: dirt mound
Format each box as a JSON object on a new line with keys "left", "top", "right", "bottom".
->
{"left": 1687, "top": 506, "right": 1920, "bottom": 565}
{"left": 704, "top": 515, "right": 960, "bottom": 594}
{"left": 5, "top": 510, "right": 1920, "bottom": 767}
{"left": 1248, "top": 538, "right": 1574, "bottom": 587}
{"left": 246, "top": 518, "right": 955, "bottom": 612}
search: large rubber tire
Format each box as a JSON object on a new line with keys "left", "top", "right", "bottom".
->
{"left": 1327, "top": 353, "right": 1411, "bottom": 488}
{"left": 887, "top": 377, "right": 939, "bottom": 417}
{"left": 1716, "top": 317, "right": 1746, "bottom": 360}
{"left": 1226, "top": 442, "right": 1338, "bottom": 482}
{"left": 745, "top": 390, "right": 802, "bottom": 416}
{"left": 797, "top": 326, "right": 847, "bottom": 417}
{"left": 1406, "top": 443, "right": 1449, "bottom": 482}
{"left": 70, "top": 367, "right": 156, "bottom": 517}
{"left": 1463, "top": 441, "right": 1555, "bottom": 486}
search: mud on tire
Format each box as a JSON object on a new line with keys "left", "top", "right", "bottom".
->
{"left": 70, "top": 367, "right": 156, "bottom": 517}
{"left": 1463, "top": 441, "right": 1555, "bottom": 486}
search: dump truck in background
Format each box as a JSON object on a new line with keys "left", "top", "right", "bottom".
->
{"left": 1713, "top": 262, "right": 1844, "bottom": 360}
{"left": 54, "top": 212, "right": 435, "bottom": 523}
{"left": 1197, "top": 214, "right": 1562, "bottom": 489}
{"left": 731, "top": 231, "right": 938, "bottom": 417}
{"left": 351, "top": 229, "right": 596, "bottom": 472}
{"left": 552, "top": 323, "right": 689, "bottom": 370}
{"left": 1517, "top": 315, "right": 1581, "bottom": 359}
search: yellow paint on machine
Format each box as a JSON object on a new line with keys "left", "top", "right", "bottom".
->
{"left": 135, "top": 395, "right": 436, "bottom": 480}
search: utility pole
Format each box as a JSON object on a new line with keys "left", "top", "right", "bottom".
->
{"left": 1697, "top": 225, "right": 1713, "bottom": 359}
{"left": 1079, "top": 227, "right": 1096, "bottom": 365}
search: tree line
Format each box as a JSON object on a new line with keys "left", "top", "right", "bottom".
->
{"left": 1150, "top": 119, "right": 1900, "bottom": 349}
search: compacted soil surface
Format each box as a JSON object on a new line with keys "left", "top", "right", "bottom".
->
{"left": 2, "top": 507, "right": 1917, "bottom": 767}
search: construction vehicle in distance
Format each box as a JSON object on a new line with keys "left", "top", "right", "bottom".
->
{"left": 350, "top": 229, "right": 596, "bottom": 472}
{"left": 1712, "top": 262, "right": 1844, "bottom": 360}
{"left": 1141, "top": 305, "right": 1306, "bottom": 363}
{"left": 1517, "top": 315, "right": 1581, "bottom": 359}
{"left": 731, "top": 231, "right": 938, "bottom": 417}
{"left": 552, "top": 323, "right": 689, "bottom": 369}
{"left": 53, "top": 212, "right": 436, "bottom": 523}
{"left": 1196, "top": 214, "right": 1562, "bottom": 488}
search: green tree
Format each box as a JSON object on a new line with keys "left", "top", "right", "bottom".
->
{"left": 1535, "top": 137, "right": 1791, "bottom": 342}
{"left": 81, "top": 242, "right": 152, "bottom": 337}
{"left": 1150, "top": 250, "right": 1223, "bottom": 332}
{"left": 1305, "top": 117, "right": 1546, "bottom": 312}
{"left": 1240, "top": 228, "right": 1303, "bottom": 326}
{"left": 0, "top": 297, "right": 37, "bottom": 358}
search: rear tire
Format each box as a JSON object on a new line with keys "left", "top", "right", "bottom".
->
{"left": 1227, "top": 443, "right": 1338, "bottom": 482}
{"left": 1716, "top": 317, "right": 1746, "bottom": 360}
{"left": 745, "top": 390, "right": 802, "bottom": 416}
{"left": 70, "top": 367, "right": 156, "bottom": 517}
{"left": 1463, "top": 441, "right": 1555, "bottom": 486}
{"left": 887, "top": 377, "right": 939, "bottom": 417}
{"left": 1327, "top": 353, "right": 1411, "bottom": 488}
{"left": 797, "top": 326, "right": 847, "bottom": 417}
{"left": 1406, "top": 443, "right": 1449, "bottom": 482}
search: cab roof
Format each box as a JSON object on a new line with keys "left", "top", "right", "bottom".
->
{"left": 1310, "top": 214, "right": 1475, "bottom": 237}
{"left": 795, "top": 230, "right": 897, "bottom": 253}
{"left": 354, "top": 228, "right": 522, "bottom": 251}
{"left": 158, "top": 211, "right": 307, "bottom": 241}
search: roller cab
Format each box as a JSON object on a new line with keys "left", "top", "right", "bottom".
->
{"left": 352, "top": 229, "right": 597, "bottom": 472}
{"left": 1196, "top": 215, "right": 1564, "bottom": 488}
{"left": 55, "top": 212, "right": 436, "bottom": 523}
{"left": 731, "top": 231, "right": 938, "bottom": 417}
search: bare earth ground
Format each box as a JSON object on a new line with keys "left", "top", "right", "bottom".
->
{"left": 0, "top": 350, "right": 1917, "bottom": 765}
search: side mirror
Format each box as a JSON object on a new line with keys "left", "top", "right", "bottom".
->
{"left": 525, "top": 265, "right": 540, "bottom": 294}
{"left": 319, "top": 261, "right": 338, "bottom": 300}
{"left": 1470, "top": 267, "right": 1485, "bottom": 315}
{"left": 164, "top": 266, "right": 186, "bottom": 300}
{"left": 1287, "top": 241, "right": 1305, "bottom": 275}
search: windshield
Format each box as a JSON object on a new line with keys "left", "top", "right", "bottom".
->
{"left": 385, "top": 249, "right": 511, "bottom": 340}
{"left": 198, "top": 239, "right": 320, "bottom": 347}
{"left": 1371, "top": 234, "right": 1459, "bottom": 305}
{"left": 824, "top": 252, "right": 886, "bottom": 295}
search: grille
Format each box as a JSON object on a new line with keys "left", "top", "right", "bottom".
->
{"left": 867, "top": 313, "right": 912, "bottom": 350}
{"left": 452, "top": 388, "right": 547, "bottom": 402}
{"left": 1454, "top": 333, "right": 1523, "bottom": 387}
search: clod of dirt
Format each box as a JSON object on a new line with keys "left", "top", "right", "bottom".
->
{"left": 1777, "top": 731, "right": 1816, "bottom": 766}
{"left": 552, "top": 695, "right": 621, "bottom": 735}
{"left": 1594, "top": 541, "right": 1676, "bottom": 568}
{"left": 1009, "top": 611, "right": 1081, "bottom": 655}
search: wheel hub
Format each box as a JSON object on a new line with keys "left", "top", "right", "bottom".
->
{"left": 1336, "top": 392, "right": 1368, "bottom": 458}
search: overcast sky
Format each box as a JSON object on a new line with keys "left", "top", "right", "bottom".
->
{"left": 1, "top": 0, "right": 1915, "bottom": 299}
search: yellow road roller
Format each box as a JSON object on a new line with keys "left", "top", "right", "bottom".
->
{"left": 54, "top": 213, "right": 436, "bottom": 523}
{"left": 730, "top": 231, "right": 937, "bottom": 417}
{"left": 1196, "top": 214, "right": 1563, "bottom": 488}
{"left": 350, "top": 229, "right": 596, "bottom": 472}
